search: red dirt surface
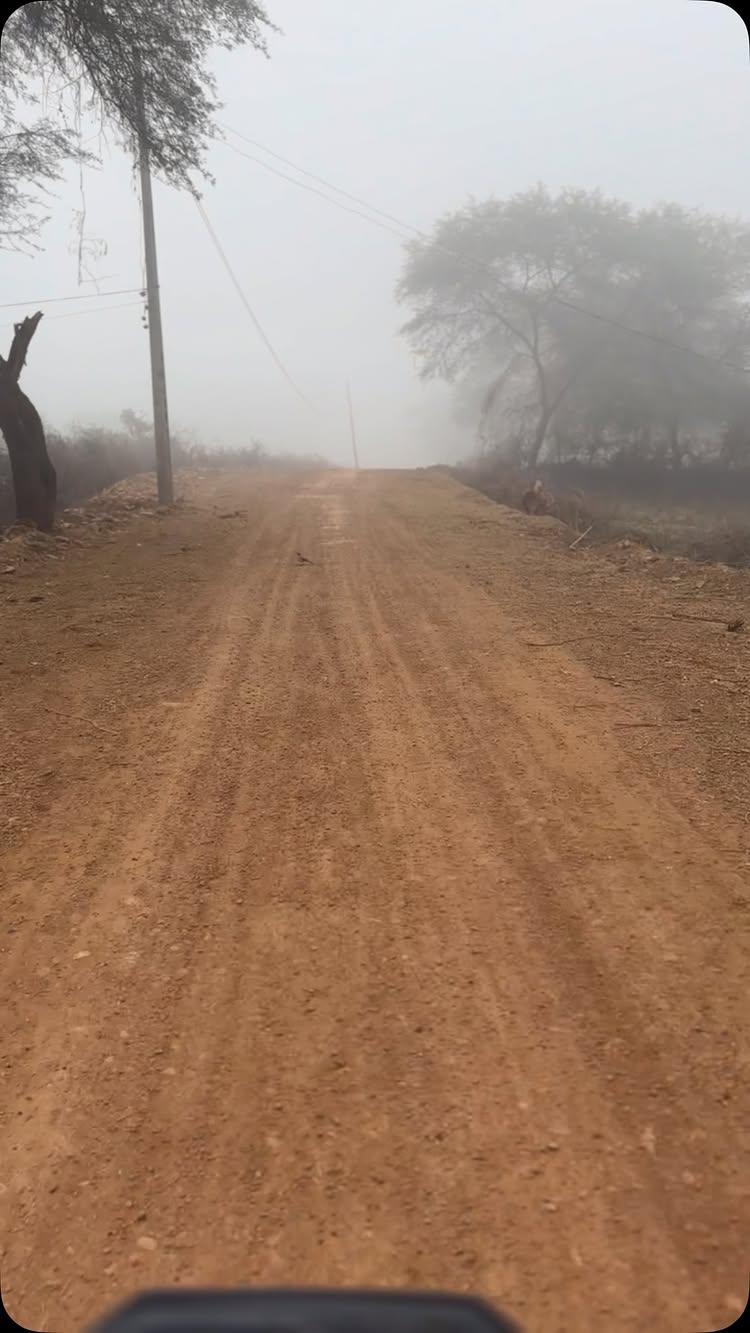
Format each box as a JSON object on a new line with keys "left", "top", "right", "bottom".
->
{"left": 1, "top": 469, "right": 748, "bottom": 1331}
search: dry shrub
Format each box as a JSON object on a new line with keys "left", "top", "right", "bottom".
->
{"left": 453, "top": 460, "right": 598, "bottom": 535}
{"left": 451, "top": 456, "right": 750, "bottom": 566}
{"left": 687, "top": 529, "right": 750, "bottom": 566}
{"left": 0, "top": 427, "right": 330, "bottom": 529}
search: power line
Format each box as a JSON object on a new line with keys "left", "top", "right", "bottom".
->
{"left": 1, "top": 300, "right": 144, "bottom": 331}
{"left": 220, "top": 123, "right": 421, "bottom": 240}
{"left": 48, "top": 299, "right": 143, "bottom": 323}
{"left": 193, "top": 197, "right": 314, "bottom": 408}
{"left": 220, "top": 137, "right": 408, "bottom": 243}
{"left": 550, "top": 297, "right": 750, "bottom": 375}
{"left": 0, "top": 286, "right": 143, "bottom": 311}
{"left": 219, "top": 124, "right": 750, "bottom": 377}
{"left": 30, "top": 299, "right": 141, "bottom": 324}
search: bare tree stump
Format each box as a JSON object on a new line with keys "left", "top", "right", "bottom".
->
{"left": 521, "top": 479, "right": 554, "bottom": 515}
{"left": 0, "top": 313, "right": 57, "bottom": 532}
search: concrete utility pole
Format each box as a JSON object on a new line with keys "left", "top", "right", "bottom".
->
{"left": 346, "top": 378, "right": 360, "bottom": 472}
{"left": 135, "top": 66, "right": 174, "bottom": 506}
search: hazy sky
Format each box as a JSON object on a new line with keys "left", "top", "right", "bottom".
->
{"left": 1, "top": 0, "right": 748, "bottom": 466}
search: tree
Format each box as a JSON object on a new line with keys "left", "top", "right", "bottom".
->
{"left": 398, "top": 186, "right": 634, "bottom": 468}
{"left": 0, "top": 80, "right": 85, "bottom": 253}
{"left": 120, "top": 408, "right": 153, "bottom": 444}
{"left": 0, "top": 314, "right": 56, "bottom": 530}
{"left": 0, "top": 0, "right": 274, "bottom": 527}
{"left": 1, "top": 1, "right": 274, "bottom": 238}
{"left": 398, "top": 187, "right": 750, "bottom": 470}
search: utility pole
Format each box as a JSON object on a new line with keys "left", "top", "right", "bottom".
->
{"left": 135, "top": 64, "right": 174, "bottom": 505}
{"left": 346, "top": 378, "right": 360, "bottom": 472}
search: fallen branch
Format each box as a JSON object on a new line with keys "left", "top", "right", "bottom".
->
{"left": 569, "top": 524, "right": 593, "bottom": 550}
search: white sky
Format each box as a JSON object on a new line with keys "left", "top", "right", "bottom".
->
{"left": 1, "top": 0, "right": 748, "bottom": 466}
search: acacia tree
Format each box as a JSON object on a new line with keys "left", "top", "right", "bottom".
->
{"left": 0, "top": 88, "right": 84, "bottom": 254}
{"left": 397, "top": 187, "right": 635, "bottom": 468}
{"left": 398, "top": 187, "right": 750, "bottom": 470}
{"left": 0, "top": 0, "right": 274, "bottom": 529}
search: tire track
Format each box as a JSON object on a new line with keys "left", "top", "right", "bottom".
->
{"left": 2, "top": 469, "right": 747, "bottom": 1333}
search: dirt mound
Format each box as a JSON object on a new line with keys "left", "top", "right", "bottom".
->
{"left": 0, "top": 471, "right": 211, "bottom": 576}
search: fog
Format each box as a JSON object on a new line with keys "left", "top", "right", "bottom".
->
{"left": 1, "top": 0, "right": 748, "bottom": 468}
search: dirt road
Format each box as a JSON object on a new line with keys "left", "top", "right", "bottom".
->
{"left": 1, "top": 469, "right": 748, "bottom": 1332}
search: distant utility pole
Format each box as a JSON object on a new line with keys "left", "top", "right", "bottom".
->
{"left": 346, "top": 378, "right": 360, "bottom": 471}
{"left": 135, "top": 63, "right": 174, "bottom": 506}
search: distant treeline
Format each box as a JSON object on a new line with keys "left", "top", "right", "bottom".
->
{"left": 460, "top": 457, "right": 750, "bottom": 508}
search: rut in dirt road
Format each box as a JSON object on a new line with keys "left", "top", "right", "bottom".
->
{"left": 1, "top": 469, "right": 748, "bottom": 1333}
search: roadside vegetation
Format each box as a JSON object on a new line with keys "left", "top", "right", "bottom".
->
{"left": 0, "top": 409, "right": 328, "bottom": 529}
{"left": 399, "top": 186, "right": 750, "bottom": 565}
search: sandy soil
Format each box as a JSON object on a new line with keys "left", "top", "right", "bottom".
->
{"left": 1, "top": 467, "right": 748, "bottom": 1332}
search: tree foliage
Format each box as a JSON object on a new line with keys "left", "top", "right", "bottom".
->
{"left": 0, "top": 68, "right": 87, "bottom": 251}
{"left": 0, "top": 0, "right": 274, "bottom": 247}
{"left": 398, "top": 187, "right": 750, "bottom": 468}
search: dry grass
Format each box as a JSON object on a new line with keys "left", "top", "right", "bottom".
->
{"left": 0, "top": 430, "right": 330, "bottom": 531}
